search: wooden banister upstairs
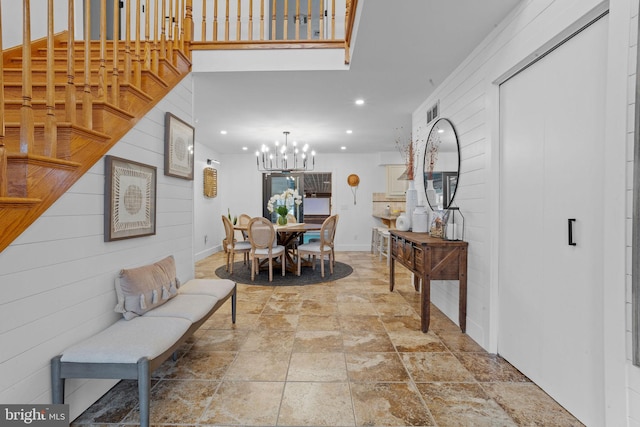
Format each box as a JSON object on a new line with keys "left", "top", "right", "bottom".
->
{"left": 0, "top": 0, "right": 359, "bottom": 253}
{"left": 0, "top": 0, "right": 193, "bottom": 253}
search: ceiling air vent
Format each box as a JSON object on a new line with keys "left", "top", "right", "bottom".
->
{"left": 426, "top": 100, "right": 439, "bottom": 125}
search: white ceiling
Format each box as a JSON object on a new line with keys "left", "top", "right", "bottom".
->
{"left": 192, "top": 0, "right": 522, "bottom": 155}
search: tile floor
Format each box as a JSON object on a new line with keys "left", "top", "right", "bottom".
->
{"left": 72, "top": 251, "right": 584, "bottom": 426}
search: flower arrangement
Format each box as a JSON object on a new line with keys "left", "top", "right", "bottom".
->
{"left": 267, "top": 188, "right": 302, "bottom": 224}
{"left": 395, "top": 127, "right": 421, "bottom": 181}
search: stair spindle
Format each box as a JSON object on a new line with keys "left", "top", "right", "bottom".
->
{"left": 271, "top": 0, "right": 275, "bottom": 40}
{"left": 65, "top": 0, "right": 76, "bottom": 123}
{"left": 259, "top": 0, "right": 263, "bottom": 40}
{"left": 112, "top": 0, "right": 120, "bottom": 106}
{"left": 83, "top": 0, "right": 93, "bottom": 128}
{"left": 307, "top": 0, "right": 312, "bottom": 39}
{"left": 125, "top": 0, "right": 132, "bottom": 84}
{"left": 295, "top": 0, "right": 299, "bottom": 40}
{"left": 45, "top": 0, "right": 57, "bottom": 157}
{"left": 319, "top": 0, "right": 323, "bottom": 39}
{"left": 144, "top": 0, "right": 151, "bottom": 70}
{"left": 331, "top": 0, "right": 335, "bottom": 39}
{"left": 0, "top": 0, "right": 6, "bottom": 197}
{"left": 236, "top": 0, "right": 241, "bottom": 40}
{"left": 225, "top": 0, "right": 229, "bottom": 41}
{"left": 134, "top": 0, "right": 142, "bottom": 86}
{"left": 283, "top": 0, "right": 288, "bottom": 40}
{"left": 174, "top": 0, "right": 180, "bottom": 59}
{"left": 160, "top": 0, "right": 167, "bottom": 60}
{"left": 248, "top": 0, "right": 253, "bottom": 41}
{"left": 153, "top": 0, "right": 159, "bottom": 72}
{"left": 167, "top": 0, "right": 174, "bottom": 62}
{"left": 180, "top": 0, "right": 185, "bottom": 52}
{"left": 201, "top": 0, "right": 206, "bottom": 41}
{"left": 213, "top": 0, "right": 218, "bottom": 41}
{"left": 21, "top": 0, "right": 35, "bottom": 154}
{"left": 98, "top": 0, "right": 107, "bottom": 101}
{"left": 185, "top": 0, "right": 193, "bottom": 56}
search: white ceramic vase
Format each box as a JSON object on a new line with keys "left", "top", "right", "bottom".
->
{"left": 395, "top": 212, "right": 411, "bottom": 231}
{"left": 405, "top": 180, "right": 418, "bottom": 228}
{"left": 412, "top": 206, "right": 429, "bottom": 233}
{"left": 425, "top": 179, "right": 437, "bottom": 208}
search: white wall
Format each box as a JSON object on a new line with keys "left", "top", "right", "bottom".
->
{"left": 411, "top": 0, "right": 636, "bottom": 425}
{"left": 194, "top": 144, "right": 224, "bottom": 261}
{"left": 0, "top": 76, "right": 195, "bottom": 421}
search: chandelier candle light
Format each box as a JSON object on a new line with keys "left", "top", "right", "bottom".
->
{"left": 256, "top": 131, "right": 316, "bottom": 172}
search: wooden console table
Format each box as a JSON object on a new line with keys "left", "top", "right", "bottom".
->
{"left": 389, "top": 230, "right": 468, "bottom": 333}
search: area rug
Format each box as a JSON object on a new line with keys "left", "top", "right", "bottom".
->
{"left": 214, "top": 261, "right": 353, "bottom": 286}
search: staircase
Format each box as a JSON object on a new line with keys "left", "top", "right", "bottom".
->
{"left": 0, "top": 20, "right": 192, "bottom": 253}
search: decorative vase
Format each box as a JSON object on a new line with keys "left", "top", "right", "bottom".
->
{"left": 277, "top": 214, "right": 287, "bottom": 225}
{"left": 405, "top": 180, "right": 418, "bottom": 229}
{"left": 412, "top": 206, "right": 429, "bottom": 233}
{"left": 395, "top": 212, "right": 411, "bottom": 231}
{"left": 425, "top": 179, "right": 437, "bottom": 208}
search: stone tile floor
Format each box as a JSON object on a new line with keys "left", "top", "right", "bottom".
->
{"left": 72, "top": 251, "right": 584, "bottom": 426}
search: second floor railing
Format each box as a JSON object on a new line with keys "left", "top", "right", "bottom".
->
{"left": 189, "top": 0, "right": 358, "bottom": 63}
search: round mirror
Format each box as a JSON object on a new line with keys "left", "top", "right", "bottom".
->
{"left": 423, "top": 118, "right": 460, "bottom": 210}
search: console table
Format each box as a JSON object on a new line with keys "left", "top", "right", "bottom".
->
{"left": 389, "top": 230, "right": 468, "bottom": 333}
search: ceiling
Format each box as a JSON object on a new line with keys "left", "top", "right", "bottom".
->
{"left": 192, "top": 0, "right": 522, "bottom": 156}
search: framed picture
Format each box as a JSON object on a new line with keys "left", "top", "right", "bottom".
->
{"left": 164, "top": 112, "right": 195, "bottom": 180}
{"left": 104, "top": 155, "right": 157, "bottom": 241}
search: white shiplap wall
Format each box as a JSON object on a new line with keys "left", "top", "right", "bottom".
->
{"left": 413, "top": 0, "right": 637, "bottom": 424}
{"left": 0, "top": 75, "right": 195, "bottom": 420}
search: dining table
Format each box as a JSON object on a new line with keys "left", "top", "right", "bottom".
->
{"left": 234, "top": 221, "right": 322, "bottom": 273}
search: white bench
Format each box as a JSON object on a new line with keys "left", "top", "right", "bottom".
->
{"left": 51, "top": 270, "right": 236, "bottom": 427}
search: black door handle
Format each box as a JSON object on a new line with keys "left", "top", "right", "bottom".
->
{"left": 568, "top": 218, "right": 577, "bottom": 246}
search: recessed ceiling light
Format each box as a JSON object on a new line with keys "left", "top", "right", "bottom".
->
{"left": 346, "top": 130, "right": 353, "bottom": 134}
{"left": 341, "top": 146, "right": 347, "bottom": 150}
{"left": 220, "top": 130, "right": 227, "bottom": 135}
{"left": 355, "top": 99, "right": 364, "bottom": 105}
{"left": 242, "top": 147, "right": 248, "bottom": 151}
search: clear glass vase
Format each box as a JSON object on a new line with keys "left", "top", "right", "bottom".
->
{"left": 277, "top": 214, "right": 288, "bottom": 225}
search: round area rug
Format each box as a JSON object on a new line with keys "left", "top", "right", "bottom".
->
{"left": 215, "top": 261, "right": 353, "bottom": 286}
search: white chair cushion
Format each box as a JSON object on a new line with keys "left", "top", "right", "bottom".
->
{"left": 142, "top": 294, "right": 218, "bottom": 323}
{"left": 60, "top": 317, "right": 191, "bottom": 364}
{"left": 228, "top": 241, "right": 251, "bottom": 251}
{"left": 253, "top": 245, "right": 285, "bottom": 256}
{"left": 298, "top": 242, "right": 332, "bottom": 253}
{"left": 178, "top": 279, "right": 235, "bottom": 299}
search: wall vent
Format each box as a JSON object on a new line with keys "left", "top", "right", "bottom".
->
{"left": 426, "top": 100, "right": 439, "bottom": 124}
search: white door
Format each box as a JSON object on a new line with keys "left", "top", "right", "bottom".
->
{"left": 498, "top": 16, "right": 607, "bottom": 426}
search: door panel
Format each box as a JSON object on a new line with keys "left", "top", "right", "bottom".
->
{"left": 498, "top": 16, "right": 607, "bottom": 426}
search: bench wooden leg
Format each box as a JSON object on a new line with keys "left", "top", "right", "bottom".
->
{"left": 137, "top": 358, "right": 151, "bottom": 427}
{"left": 51, "top": 355, "right": 65, "bottom": 404}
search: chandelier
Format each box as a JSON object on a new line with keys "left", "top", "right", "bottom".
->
{"left": 256, "top": 131, "right": 315, "bottom": 172}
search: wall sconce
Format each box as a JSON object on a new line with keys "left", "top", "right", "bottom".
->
{"left": 207, "top": 159, "right": 220, "bottom": 165}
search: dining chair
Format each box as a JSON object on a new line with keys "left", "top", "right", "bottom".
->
{"left": 247, "top": 217, "right": 286, "bottom": 281}
{"left": 286, "top": 213, "right": 297, "bottom": 224}
{"left": 238, "top": 213, "right": 252, "bottom": 240}
{"left": 296, "top": 214, "right": 338, "bottom": 277}
{"left": 222, "top": 215, "right": 251, "bottom": 274}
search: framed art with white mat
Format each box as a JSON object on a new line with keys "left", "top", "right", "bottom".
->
{"left": 104, "top": 155, "right": 157, "bottom": 241}
{"left": 164, "top": 112, "right": 195, "bottom": 180}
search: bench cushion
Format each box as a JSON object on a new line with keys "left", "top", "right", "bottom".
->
{"left": 142, "top": 294, "right": 218, "bottom": 323}
{"left": 60, "top": 317, "right": 191, "bottom": 364}
{"left": 178, "top": 279, "right": 235, "bottom": 299}
{"left": 114, "top": 256, "right": 180, "bottom": 320}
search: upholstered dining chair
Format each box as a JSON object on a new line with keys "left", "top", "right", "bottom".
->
{"left": 238, "top": 213, "right": 252, "bottom": 240}
{"left": 222, "top": 215, "right": 251, "bottom": 274}
{"left": 247, "top": 217, "right": 286, "bottom": 282}
{"left": 296, "top": 214, "right": 338, "bottom": 277}
{"left": 286, "top": 213, "right": 297, "bottom": 224}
